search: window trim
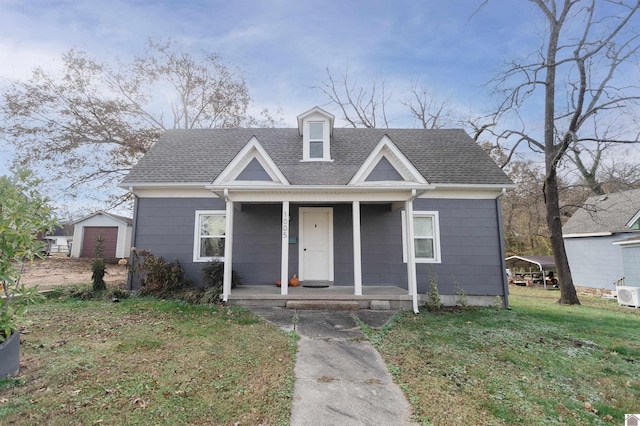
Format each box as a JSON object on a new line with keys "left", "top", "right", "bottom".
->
{"left": 303, "top": 120, "right": 332, "bottom": 161}
{"left": 193, "top": 210, "right": 226, "bottom": 262}
{"left": 627, "top": 209, "right": 640, "bottom": 230}
{"left": 402, "top": 210, "right": 441, "bottom": 263}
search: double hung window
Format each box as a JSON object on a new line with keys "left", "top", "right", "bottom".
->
{"left": 194, "top": 211, "right": 226, "bottom": 261}
{"left": 309, "top": 122, "right": 324, "bottom": 159}
{"left": 402, "top": 211, "right": 441, "bottom": 263}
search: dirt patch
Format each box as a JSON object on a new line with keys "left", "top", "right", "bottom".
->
{"left": 575, "top": 285, "right": 615, "bottom": 297}
{"left": 17, "top": 255, "right": 128, "bottom": 290}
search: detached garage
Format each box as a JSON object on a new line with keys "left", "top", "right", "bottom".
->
{"left": 71, "top": 212, "right": 133, "bottom": 259}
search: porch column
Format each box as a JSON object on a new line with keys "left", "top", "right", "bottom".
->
{"left": 352, "top": 201, "right": 363, "bottom": 296}
{"left": 222, "top": 193, "right": 234, "bottom": 302}
{"left": 280, "top": 201, "right": 290, "bottom": 295}
{"left": 405, "top": 197, "right": 419, "bottom": 313}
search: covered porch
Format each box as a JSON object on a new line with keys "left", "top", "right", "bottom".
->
{"left": 209, "top": 186, "right": 431, "bottom": 314}
{"left": 227, "top": 285, "right": 423, "bottom": 310}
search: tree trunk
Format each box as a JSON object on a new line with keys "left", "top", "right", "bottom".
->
{"left": 541, "top": 1, "right": 580, "bottom": 305}
{"left": 544, "top": 170, "right": 580, "bottom": 304}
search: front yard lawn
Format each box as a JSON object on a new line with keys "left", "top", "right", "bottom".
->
{"left": 3, "top": 285, "right": 638, "bottom": 425}
{"left": 0, "top": 296, "right": 296, "bottom": 425}
{"left": 370, "top": 286, "right": 640, "bottom": 425}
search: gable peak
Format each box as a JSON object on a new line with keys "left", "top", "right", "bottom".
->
{"left": 297, "top": 106, "right": 335, "bottom": 136}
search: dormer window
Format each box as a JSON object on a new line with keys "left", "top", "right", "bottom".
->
{"left": 309, "top": 122, "right": 324, "bottom": 159}
{"left": 297, "top": 106, "right": 334, "bottom": 162}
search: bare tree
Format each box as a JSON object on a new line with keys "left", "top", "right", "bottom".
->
{"left": 317, "top": 68, "right": 459, "bottom": 129}
{"left": 401, "top": 81, "right": 458, "bottom": 129}
{"left": 1, "top": 38, "right": 282, "bottom": 209}
{"left": 316, "top": 67, "right": 391, "bottom": 128}
{"left": 487, "top": 0, "right": 640, "bottom": 304}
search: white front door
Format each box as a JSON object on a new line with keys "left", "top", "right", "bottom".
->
{"left": 299, "top": 208, "right": 333, "bottom": 281}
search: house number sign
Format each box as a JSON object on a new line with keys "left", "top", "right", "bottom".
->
{"left": 282, "top": 210, "right": 289, "bottom": 239}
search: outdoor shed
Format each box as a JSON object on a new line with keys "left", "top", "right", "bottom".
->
{"left": 505, "top": 255, "right": 557, "bottom": 287}
{"left": 70, "top": 212, "right": 133, "bottom": 259}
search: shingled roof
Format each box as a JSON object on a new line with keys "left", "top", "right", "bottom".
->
{"left": 121, "top": 128, "right": 513, "bottom": 186}
{"left": 563, "top": 188, "right": 640, "bottom": 235}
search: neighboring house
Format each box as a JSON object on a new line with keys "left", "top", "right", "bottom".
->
{"left": 563, "top": 188, "right": 640, "bottom": 290}
{"left": 43, "top": 223, "right": 74, "bottom": 254}
{"left": 70, "top": 211, "right": 133, "bottom": 259}
{"left": 613, "top": 235, "right": 640, "bottom": 287}
{"left": 119, "top": 106, "right": 515, "bottom": 311}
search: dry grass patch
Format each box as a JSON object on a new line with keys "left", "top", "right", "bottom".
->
{"left": 0, "top": 297, "right": 297, "bottom": 425}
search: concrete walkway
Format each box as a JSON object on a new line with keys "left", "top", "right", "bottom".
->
{"left": 248, "top": 308, "right": 419, "bottom": 426}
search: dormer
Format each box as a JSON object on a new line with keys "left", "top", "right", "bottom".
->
{"left": 297, "top": 106, "right": 335, "bottom": 162}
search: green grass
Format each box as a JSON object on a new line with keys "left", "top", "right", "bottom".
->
{"left": 0, "top": 295, "right": 297, "bottom": 425}
{"left": 4, "top": 285, "right": 638, "bottom": 425}
{"left": 365, "top": 286, "right": 640, "bottom": 425}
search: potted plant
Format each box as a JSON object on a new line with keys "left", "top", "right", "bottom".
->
{"left": 1, "top": 169, "right": 57, "bottom": 379}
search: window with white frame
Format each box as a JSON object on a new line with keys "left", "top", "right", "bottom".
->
{"left": 402, "top": 211, "right": 441, "bottom": 263}
{"left": 309, "top": 122, "right": 324, "bottom": 159}
{"left": 194, "top": 210, "right": 226, "bottom": 261}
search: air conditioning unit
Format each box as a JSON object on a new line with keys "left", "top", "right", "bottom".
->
{"left": 616, "top": 286, "right": 640, "bottom": 308}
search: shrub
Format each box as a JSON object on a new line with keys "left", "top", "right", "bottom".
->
{"left": 0, "top": 169, "right": 56, "bottom": 342}
{"left": 452, "top": 275, "right": 468, "bottom": 308}
{"left": 201, "top": 261, "right": 240, "bottom": 304}
{"left": 91, "top": 234, "right": 107, "bottom": 292}
{"left": 129, "top": 248, "right": 190, "bottom": 296}
{"left": 425, "top": 267, "right": 443, "bottom": 311}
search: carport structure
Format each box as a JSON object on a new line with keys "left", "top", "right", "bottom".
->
{"left": 505, "top": 255, "right": 557, "bottom": 288}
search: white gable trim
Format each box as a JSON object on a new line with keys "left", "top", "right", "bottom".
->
{"left": 349, "top": 135, "right": 428, "bottom": 185}
{"left": 563, "top": 232, "right": 613, "bottom": 238}
{"left": 297, "top": 106, "right": 335, "bottom": 136}
{"left": 212, "top": 136, "right": 290, "bottom": 186}
{"left": 626, "top": 209, "right": 640, "bottom": 229}
{"left": 613, "top": 237, "right": 640, "bottom": 247}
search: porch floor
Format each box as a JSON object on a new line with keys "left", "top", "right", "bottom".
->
{"left": 227, "top": 285, "right": 423, "bottom": 310}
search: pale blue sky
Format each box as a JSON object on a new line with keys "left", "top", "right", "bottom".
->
{"left": 1, "top": 0, "right": 637, "bottom": 212}
{"left": 0, "top": 0, "right": 542, "bottom": 125}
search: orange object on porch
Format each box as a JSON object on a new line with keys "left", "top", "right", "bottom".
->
{"left": 289, "top": 274, "right": 299, "bottom": 287}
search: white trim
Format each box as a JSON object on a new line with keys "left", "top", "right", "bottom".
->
{"left": 353, "top": 201, "right": 362, "bottom": 296}
{"left": 302, "top": 118, "right": 332, "bottom": 161}
{"left": 213, "top": 136, "right": 290, "bottom": 185}
{"left": 193, "top": 210, "right": 226, "bottom": 263}
{"left": 613, "top": 238, "right": 640, "bottom": 247}
{"left": 297, "top": 106, "right": 335, "bottom": 135}
{"left": 118, "top": 182, "right": 213, "bottom": 189}
{"left": 222, "top": 199, "right": 234, "bottom": 302}
{"left": 210, "top": 187, "right": 426, "bottom": 203}
{"left": 626, "top": 209, "right": 640, "bottom": 229}
{"left": 298, "top": 207, "right": 334, "bottom": 282}
{"left": 131, "top": 188, "right": 219, "bottom": 198}
{"left": 128, "top": 185, "right": 505, "bottom": 200}
{"left": 349, "top": 135, "right": 428, "bottom": 185}
{"left": 418, "top": 184, "right": 515, "bottom": 200}
{"left": 405, "top": 197, "right": 419, "bottom": 314}
{"left": 563, "top": 232, "right": 613, "bottom": 238}
{"left": 300, "top": 159, "right": 334, "bottom": 163}
{"left": 281, "top": 201, "right": 290, "bottom": 295}
{"left": 298, "top": 107, "right": 334, "bottom": 162}
{"left": 402, "top": 210, "right": 442, "bottom": 264}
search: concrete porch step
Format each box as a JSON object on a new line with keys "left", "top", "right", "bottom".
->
{"left": 286, "top": 300, "right": 360, "bottom": 311}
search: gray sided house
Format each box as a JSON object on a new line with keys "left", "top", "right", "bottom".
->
{"left": 562, "top": 188, "right": 640, "bottom": 290}
{"left": 119, "top": 107, "right": 514, "bottom": 311}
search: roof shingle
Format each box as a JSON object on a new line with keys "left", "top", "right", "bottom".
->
{"left": 562, "top": 188, "right": 640, "bottom": 235}
{"left": 120, "top": 128, "right": 513, "bottom": 186}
